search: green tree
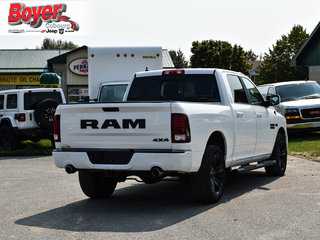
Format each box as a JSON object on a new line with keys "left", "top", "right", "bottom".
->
{"left": 231, "top": 44, "right": 251, "bottom": 72}
{"left": 40, "top": 38, "right": 78, "bottom": 50}
{"left": 190, "top": 40, "right": 250, "bottom": 74}
{"left": 258, "top": 25, "right": 309, "bottom": 83}
{"left": 169, "top": 49, "right": 189, "bottom": 68}
{"left": 246, "top": 49, "right": 258, "bottom": 61}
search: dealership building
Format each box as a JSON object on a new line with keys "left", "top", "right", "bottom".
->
{"left": 0, "top": 46, "right": 174, "bottom": 102}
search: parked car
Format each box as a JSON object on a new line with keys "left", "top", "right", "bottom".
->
{"left": 0, "top": 88, "right": 66, "bottom": 150}
{"left": 258, "top": 81, "right": 320, "bottom": 132}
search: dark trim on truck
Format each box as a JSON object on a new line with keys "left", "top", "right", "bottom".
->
{"left": 54, "top": 149, "right": 187, "bottom": 165}
{"left": 54, "top": 148, "right": 186, "bottom": 153}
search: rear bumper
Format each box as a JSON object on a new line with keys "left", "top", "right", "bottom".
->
{"left": 53, "top": 150, "right": 194, "bottom": 173}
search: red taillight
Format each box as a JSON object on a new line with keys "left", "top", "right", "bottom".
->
{"left": 53, "top": 115, "right": 60, "bottom": 142}
{"left": 163, "top": 70, "right": 185, "bottom": 75}
{"left": 17, "top": 113, "right": 26, "bottom": 122}
{"left": 171, "top": 114, "right": 191, "bottom": 143}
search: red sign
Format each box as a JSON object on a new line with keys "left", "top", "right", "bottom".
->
{"left": 8, "top": 3, "right": 79, "bottom": 31}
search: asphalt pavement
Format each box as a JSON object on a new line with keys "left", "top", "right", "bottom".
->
{"left": 0, "top": 155, "right": 319, "bottom": 240}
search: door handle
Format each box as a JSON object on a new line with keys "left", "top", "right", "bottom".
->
{"left": 236, "top": 112, "right": 244, "bottom": 118}
{"left": 256, "top": 113, "right": 263, "bottom": 118}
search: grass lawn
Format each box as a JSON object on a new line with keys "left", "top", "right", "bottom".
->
{"left": 0, "top": 139, "right": 53, "bottom": 157}
{"left": 288, "top": 131, "right": 320, "bottom": 163}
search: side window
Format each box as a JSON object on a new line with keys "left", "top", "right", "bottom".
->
{"left": 7, "top": 94, "right": 17, "bottom": 109}
{"left": 0, "top": 95, "right": 4, "bottom": 109}
{"left": 226, "top": 75, "right": 248, "bottom": 104}
{"left": 241, "top": 77, "right": 264, "bottom": 105}
{"left": 267, "top": 87, "right": 276, "bottom": 96}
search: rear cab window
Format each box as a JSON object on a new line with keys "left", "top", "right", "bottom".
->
{"left": 24, "top": 92, "right": 62, "bottom": 110}
{"left": 127, "top": 74, "right": 220, "bottom": 102}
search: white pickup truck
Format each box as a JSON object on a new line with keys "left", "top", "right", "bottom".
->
{"left": 53, "top": 69, "right": 287, "bottom": 203}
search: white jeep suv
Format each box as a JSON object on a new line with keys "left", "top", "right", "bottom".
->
{"left": 0, "top": 88, "right": 66, "bottom": 150}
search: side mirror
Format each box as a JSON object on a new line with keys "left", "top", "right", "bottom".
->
{"left": 266, "top": 94, "right": 280, "bottom": 106}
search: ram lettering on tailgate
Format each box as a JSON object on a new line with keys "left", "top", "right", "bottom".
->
{"left": 80, "top": 119, "right": 146, "bottom": 129}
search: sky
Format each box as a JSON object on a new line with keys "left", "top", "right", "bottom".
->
{"left": 0, "top": 0, "right": 320, "bottom": 60}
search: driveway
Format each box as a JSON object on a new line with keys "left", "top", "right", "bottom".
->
{"left": 0, "top": 155, "right": 319, "bottom": 240}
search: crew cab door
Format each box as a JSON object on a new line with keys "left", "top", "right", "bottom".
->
{"left": 241, "top": 77, "right": 275, "bottom": 155}
{"left": 226, "top": 75, "right": 257, "bottom": 161}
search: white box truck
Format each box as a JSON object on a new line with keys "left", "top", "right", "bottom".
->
{"left": 88, "top": 47, "right": 163, "bottom": 101}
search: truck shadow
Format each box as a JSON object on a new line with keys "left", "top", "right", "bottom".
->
{"left": 15, "top": 171, "right": 278, "bottom": 232}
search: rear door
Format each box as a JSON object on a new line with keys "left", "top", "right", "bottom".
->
{"left": 59, "top": 102, "right": 173, "bottom": 149}
{"left": 226, "top": 75, "right": 257, "bottom": 161}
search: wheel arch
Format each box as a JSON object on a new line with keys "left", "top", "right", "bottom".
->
{"left": 0, "top": 118, "right": 14, "bottom": 128}
{"left": 277, "top": 127, "right": 286, "bottom": 139}
{"left": 205, "top": 131, "right": 227, "bottom": 160}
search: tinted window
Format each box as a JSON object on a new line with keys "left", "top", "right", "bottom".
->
{"left": 24, "top": 92, "right": 62, "bottom": 110}
{"left": 276, "top": 82, "right": 320, "bottom": 102}
{"left": 99, "top": 84, "right": 128, "bottom": 102}
{"left": 7, "top": 94, "right": 17, "bottom": 109}
{"left": 241, "top": 77, "right": 264, "bottom": 105}
{"left": 226, "top": 75, "right": 248, "bottom": 103}
{"left": 0, "top": 95, "right": 3, "bottom": 109}
{"left": 127, "top": 74, "right": 220, "bottom": 102}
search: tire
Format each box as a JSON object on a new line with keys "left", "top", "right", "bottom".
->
{"left": 265, "top": 133, "right": 287, "bottom": 176}
{"left": 0, "top": 125, "right": 19, "bottom": 151}
{"left": 78, "top": 170, "right": 117, "bottom": 198}
{"left": 34, "top": 99, "right": 59, "bottom": 130}
{"left": 190, "top": 145, "right": 226, "bottom": 204}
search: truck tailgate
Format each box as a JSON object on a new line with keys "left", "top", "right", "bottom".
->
{"left": 58, "top": 102, "right": 172, "bottom": 149}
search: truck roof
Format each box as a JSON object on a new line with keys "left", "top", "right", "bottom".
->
{"left": 135, "top": 68, "right": 247, "bottom": 78}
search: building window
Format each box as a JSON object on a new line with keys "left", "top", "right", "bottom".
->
{"left": 67, "top": 86, "right": 88, "bottom": 102}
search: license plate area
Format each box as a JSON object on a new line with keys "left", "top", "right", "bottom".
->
{"left": 87, "top": 150, "right": 133, "bottom": 164}
{"left": 313, "top": 122, "right": 320, "bottom": 128}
